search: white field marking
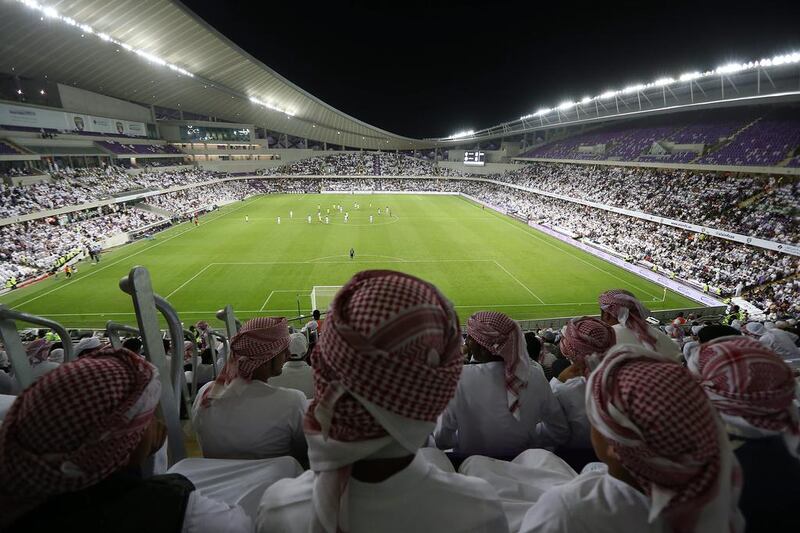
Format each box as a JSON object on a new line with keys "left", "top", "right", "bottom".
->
{"left": 165, "top": 264, "right": 214, "bottom": 299}
{"left": 259, "top": 289, "right": 309, "bottom": 312}
{"left": 40, "top": 303, "right": 695, "bottom": 319}
{"left": 210, "top": 259, "right": 495, "bottom": 265}
{"left": 10, "top": 197, "right": 255, "bottom": 308}
{"left": 306, "top": 254, "right": 408, "bottom": 263}
{"left": 474, "top": 203, "right": 661, "bottom": 300}
{"left": 42, "top": 303, "right": 597, "bottom": 317}
{"left": 493, "top": 260, "right": 545, "bottom": 304}
{"left": 159, "top": 259, "right": 497, "bottom": 305}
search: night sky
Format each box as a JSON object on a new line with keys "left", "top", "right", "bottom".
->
{"left": 182, "top": 0, "right": 800, "bottom": 138}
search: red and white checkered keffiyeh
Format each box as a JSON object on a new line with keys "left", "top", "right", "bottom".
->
{"left": 690, "top": 336, "right": 799, "bottom": 452}
{"left": 599, "top": 289, "right": 657, "bottom": 349}
{"left": 559, "top": 316, "right": 616, "bottom": 373}
{"left": 200, "top": 316, "right": 290, "bottom": 407}
{"left": 25, "top": 338, "right": 51, "bottom": 367}
{"left": 305, "top": 270, "right": 462, "bottom": 533}
{"left": 467, "top": 311, "right": 530, "bottom": 419}
{"left": 0, "top": 347, "right": 161, "bottom": 528}
{"left": 587, "top": 344, "right": 743, "bottom": 533}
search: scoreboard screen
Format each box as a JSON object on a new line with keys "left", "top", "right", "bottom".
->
{"left": 464, "top": 151, "right": 485, "bottom": 166}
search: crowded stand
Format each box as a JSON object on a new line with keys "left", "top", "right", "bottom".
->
{"left": 1, "top": 206, "right": 166, "bottom": 287}
{"left": 493, "top": 162, "right": 799, "bottom": 243}
{"left": 1, "top": 270, "right": 798, "bottom": 532}
{"left": 4, "top": 3, "right": 800, "bottom": 529}
{"left": 144, "top": 180, "right": 269, "bottom": 217}
{"left": 2, "top": 162, "right": 798, "bottom": 316}
{"left": 453, "top": 181, "right": 799, "bottom": 301}
{"left": 259, "top": 152, "right": 472, "bottom": 177}
{"left": 519, "top": 106, "right": 800, "bottom": 167}
{"left": 0, "top": 159, "right": 798, "bottom": 533}
{"left": 0, "top": 166, "right": 225, "bottom": 218}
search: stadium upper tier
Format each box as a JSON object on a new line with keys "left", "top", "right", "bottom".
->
{"left": 2, "top": 156, "right": 799, "bottom": 247}
{"left": 517, "top": 106, "right": 800, "bottom": 166}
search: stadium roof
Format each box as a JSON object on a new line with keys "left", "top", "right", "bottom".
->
{"left": 0, "top": 0, "right": 445, "bottom": 150}
{"left": 3, "top": 1, "right": 800, "bottom": 151}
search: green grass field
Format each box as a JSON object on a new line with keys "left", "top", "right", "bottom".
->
{"left": 0, "top": 194, "right": 699, "bottom": 328}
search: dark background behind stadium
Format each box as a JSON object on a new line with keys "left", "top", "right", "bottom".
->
{"left": 111, "top": 1, "right": 800, "bottom": 137}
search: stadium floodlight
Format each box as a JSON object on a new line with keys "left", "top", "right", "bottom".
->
{"left": 503, "top": 48, "right": 800, "bottom": 134}
{"left": 679, "top": 71, "right": 702, "bottom": 82}
{"left": 765, "top": 52, "right": 800, "bottom": 67}
{"left": 715, "top": 62, "right": 748, "bottom": 75}
{"left": 15, "top": 0, "right": 193, "bottom": 78}
{"left": 622, "top": 83, "right": 645, "bottom": 94}
{"left": 248, "top": 95, "right": 296, "bottom": 117}
{"left": 446, "top": 130, "right": 475, "bottom": 139}
{"left": 652, "top": 77, "right": 675, "bottom": 87}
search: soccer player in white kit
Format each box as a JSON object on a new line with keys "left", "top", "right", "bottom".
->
{"left": 289, "top": 210, "right": 293, "bottom": 219}
{"left": 277, "top": 217, "right": 281, "bottom": 224}
{"left": 307, "top": 215, "right": 312, "bottom": 224}
{"left": 245, "top": 215, "right": 249, "bottom": 223}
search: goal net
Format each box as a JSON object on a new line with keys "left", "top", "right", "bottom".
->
{"left": 310, "top": 286, "right": 342, "bottom": 313}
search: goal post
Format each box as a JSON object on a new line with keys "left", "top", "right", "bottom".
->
{"left": 310, "top": 285, "right": 343, "bottom": 313}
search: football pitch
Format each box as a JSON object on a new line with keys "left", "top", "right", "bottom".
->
{"left": 0, "top": 194, "right": 699, "bottom": 329}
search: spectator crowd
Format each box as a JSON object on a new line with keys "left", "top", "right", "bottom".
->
{"left": 1, "top": 157, "right": 798, "bottom": 318}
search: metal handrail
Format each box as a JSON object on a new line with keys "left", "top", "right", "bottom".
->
{"left": 105, "top": 321, "right": 141, "bottom": 350}
{"left": 119, "top": 266, "right": 186, "bottom": 464}
{"left": 183, "top": 328, "right": 200, "bottom": 399}
{"left": 206, "top": 330, "right": 229, "bottom": 369}
{"left": 0, "top": 305, "right": 74, "bottom": 361}
{"left": 152, "top": 294, "right": 190, "bottom": 415}
{"left": 215, "top": 304, "right": 240, "bottom": 340}
{"left": 0, "top": 305, "right": 74, "bottom": 390}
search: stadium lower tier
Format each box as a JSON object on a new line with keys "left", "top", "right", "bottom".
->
{"left": 1, "top": 179, "right": 798, "bottom": 324}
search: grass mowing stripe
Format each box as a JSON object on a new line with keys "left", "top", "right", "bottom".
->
{"left": 466, "top": 196, "right": 663, "bottom": 300}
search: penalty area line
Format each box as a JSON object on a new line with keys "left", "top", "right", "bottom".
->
{"left": 493, "top": 260, "right": 545, "bottom": 304}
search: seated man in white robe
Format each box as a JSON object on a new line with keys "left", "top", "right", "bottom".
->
{"left": 435, "top": 311, "right": 569, "bottom": 457}
{"left": 598, "top": 289, "right": 681, "bottom": 359}
{"left": 268, "top": 332, "right": 313, "bottom": 398}
{"left": 0, "top": 347, "right": 252, "bottom": 533}
{"left": 192, "top": 317, "right": 308, "bottom": 461}
{"left": 257, "top": 270, "right": 509, "bottom": 533}
{"left": 25, "top": 338, "right": 60, "bottom": 382}
{"left": 744, "top": 321, "right": 800, "bottom": 360}
{"left": 687, "top": 336, "right": 800, "bottom": 533}
{"left": 463, "top": 345, "right": 744, "bottom": 533}
{"left": 544, "top": 317, "right": 615, "bottom": 449}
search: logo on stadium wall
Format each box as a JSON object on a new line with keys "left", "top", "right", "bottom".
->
{"left": 73, "top": 116, "right": 84, "bottom": 131}
{"left": 116, "top": 121, "right": 124, "bottom": 134}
